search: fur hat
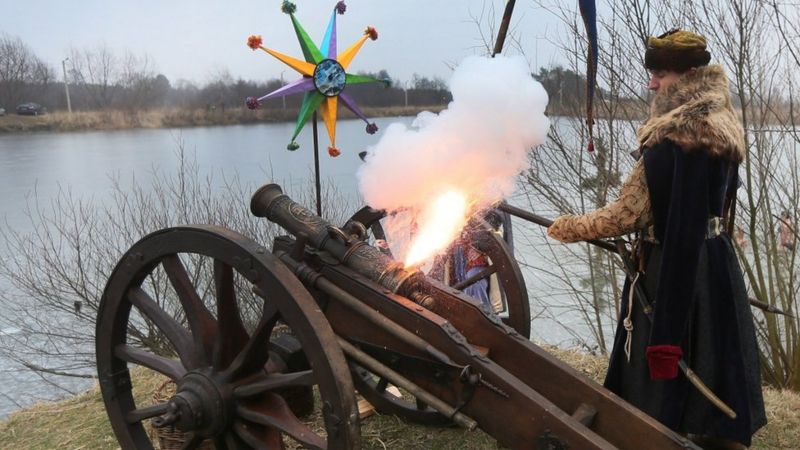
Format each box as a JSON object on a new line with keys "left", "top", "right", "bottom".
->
{"left": 644, "top": 29, "right": 711, "bottom": 73}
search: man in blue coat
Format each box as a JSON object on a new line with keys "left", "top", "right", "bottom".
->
{"left": 547, "top": 30, "right": 766, "bottom": 449}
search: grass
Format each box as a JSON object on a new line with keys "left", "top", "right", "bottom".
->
{"left": 0, "top": 105, "right": 446, "bottom": 134}
{"left": 0, "top": 368, "right": 163, "bottom": 449}
{"left": 0, "top": 347, "right": 797, "bottom": 449}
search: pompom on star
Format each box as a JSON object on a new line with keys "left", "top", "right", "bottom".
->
{"left": 245, "top": 1, "right": 385, "bottom": 157}
{"left": 247, "top": 35, "right": 263, "bottom": 50}
{"left": 245, "top": 96, "right": 261, "bottom": 110}
{"left": 280, "top": 0, "right": 296, "bottom": 15}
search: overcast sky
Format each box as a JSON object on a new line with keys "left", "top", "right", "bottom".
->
{"left": 2, "top": 0, "right": 571, "bottom": 86}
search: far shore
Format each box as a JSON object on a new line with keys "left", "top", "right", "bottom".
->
{"left": 0, "top": 105, "right": 447, "bottom": 134}
{"left": 0, "top": 103, "right": 655, "bottom": 135}
{"left": 5, "top": 102, "right": 794, "bottom": 136}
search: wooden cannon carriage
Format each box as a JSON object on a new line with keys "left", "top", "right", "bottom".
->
{"left": 96, "top": 183, "right": 701, "bottom": 449}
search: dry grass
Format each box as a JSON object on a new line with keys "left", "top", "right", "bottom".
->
{"left": 0, "top": 368, "right": 163, "bottom": 449}
{"left": 0, "top": 348, "right": 797, "bottom": 449}
{"left": 0, "top": 105, "right": 446, "bottom": 134}
{"left": 544, "top": 346, "right": 800, "bottom": 450}
{"left": 755, "top": 387, "right": 800, "bottom": 449}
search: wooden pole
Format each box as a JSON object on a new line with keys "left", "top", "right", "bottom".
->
{"left": 312, "top": 111, "right": 322, "bottom": 217}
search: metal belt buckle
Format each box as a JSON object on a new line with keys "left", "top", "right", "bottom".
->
{"left": 707, "top": 217, "right": 722, "bottom": 238}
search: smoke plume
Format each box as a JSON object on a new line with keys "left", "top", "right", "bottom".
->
{"left": 357, "top": 55, "right": 550, "bottom": 261}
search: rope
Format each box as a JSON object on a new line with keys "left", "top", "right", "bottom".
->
{"left": 623, "top": 272, "right": 640, "bottom": 362}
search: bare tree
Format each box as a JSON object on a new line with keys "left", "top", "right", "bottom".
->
{"left": 202, "top": 66, "right": 236, "bottom": 111}
{"left": 69, "top": 43, "right": 120, "bottom": 109}
{"left": 719, "top": 0, "right": 800, "bottom": 389}
{"left": 118, "top": 51, "right": 162, "bottom": 110}
{"left": 0, "top": 33, "right": 53, "bottom": 107}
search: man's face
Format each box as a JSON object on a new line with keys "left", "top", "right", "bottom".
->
{"left": 648, "top": 70, "right": 682, "bottom": 92}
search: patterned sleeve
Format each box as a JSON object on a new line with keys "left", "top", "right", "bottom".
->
{"left": 547, "top": 158, "right": 653, "bottom": 243}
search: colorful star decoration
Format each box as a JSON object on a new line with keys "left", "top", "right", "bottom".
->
{"left": 246, "top": 1, "right": 388, "bottom": 157}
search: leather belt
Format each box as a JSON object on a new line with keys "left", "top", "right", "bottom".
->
{"left": 641, "top": 216, "right": 724, "bottom": 245}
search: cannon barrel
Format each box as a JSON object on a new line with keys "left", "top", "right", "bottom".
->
{"left": 251, "top": 183, "right": 434, "bottom": 306}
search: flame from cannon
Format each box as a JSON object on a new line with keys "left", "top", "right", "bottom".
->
{"left": 404, "top": 190, "right": 469, "bottom": 268}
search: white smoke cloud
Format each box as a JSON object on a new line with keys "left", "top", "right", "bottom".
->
{"left": 356, "top": 55, "right": 550, "bottom": 261}
{"left": 358, "top": 55, "right": 549, "bottom": 213}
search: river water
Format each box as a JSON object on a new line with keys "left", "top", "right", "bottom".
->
{"left": 0, "top": 117, "right": 601, "bottom": 418}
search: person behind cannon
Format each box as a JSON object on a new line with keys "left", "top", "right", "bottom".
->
{"left": 546, "top": 30, "right": 766, "bottom": 449}
{"left": 438, "top": 209, "right": 506, "bottom": 310}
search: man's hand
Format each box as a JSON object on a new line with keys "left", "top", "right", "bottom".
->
{"left": 547, "top": 215, "right": 582, "bottom": 243}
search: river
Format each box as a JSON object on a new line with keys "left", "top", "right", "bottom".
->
{"left": 0, "top": 117, "right": 604, "bottom": 418}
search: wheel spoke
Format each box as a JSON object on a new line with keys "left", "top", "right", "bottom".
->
{"left": 128, "top": 287, "right": 199, "bottom": 369}
{"left": 214, "top": 260, "right": 250, "bottom": 370}
{"left": 234, "top": 370, "right": 315, "bottom": 399}
{"left": 234, "top": 421, "right": 284, "bottom": 450}
{"left": 162, "top": 255, "right": 219, "bottom": 366}
{"left": 224, "top": 302, "right": 279, "bottom": 378}
{"left": 124, "top": 402, "right": 170, "bottom": 424}
{"left": 115, "top": 344, "right": 186, "bottom": 380}
{"left": 452, "top": 265, "right": 497, "bottom": 290}
{"left": 238, "top": 393, "right": 325, "bottom": 450}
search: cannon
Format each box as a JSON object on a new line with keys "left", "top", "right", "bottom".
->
{"left": 96, "top": 183, "right": 701, "bottom": 449}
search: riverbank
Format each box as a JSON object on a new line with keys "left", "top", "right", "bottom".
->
{"left": 0, "top": 105, "right": 446, "bottom": 134}
{"left": 0, "top": 346, "right": 796, "bottom": 449}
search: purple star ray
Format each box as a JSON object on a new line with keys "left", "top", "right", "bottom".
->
{"left": 258, "top": 77, "right": 315, "bottom": 102}
{"left": 339, "top": 91, "right": 370, "bottom": 123}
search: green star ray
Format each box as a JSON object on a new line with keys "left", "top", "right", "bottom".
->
{"left": 290, "top": 15, "right": 325, "bottom": 64}
{"left": 345, "top": 74, "right": 383, "bottom": 85}
{"left": 290, "top": 91, "right": 326, "bottom": 142}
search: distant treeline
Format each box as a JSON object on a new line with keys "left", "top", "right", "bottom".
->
{"left": 0, "top": 34, "right": 454, "bottom": 113}
{"left": 1, "top": 33, "right": 604, "bottom": 115}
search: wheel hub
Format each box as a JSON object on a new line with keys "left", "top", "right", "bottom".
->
{"left": 153, "top": 371, "right": 231, "bottom": 437}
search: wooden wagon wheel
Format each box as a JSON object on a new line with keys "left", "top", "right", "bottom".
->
{"left": 96, "top": 225, "right": 360, "bottom": 450}
{"left": 342, "top": 209, "right": 530, "bottom": 426}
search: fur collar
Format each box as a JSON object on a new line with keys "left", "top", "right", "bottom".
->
{"left": 637, "top": 65, "right": 746, "bottom": 162}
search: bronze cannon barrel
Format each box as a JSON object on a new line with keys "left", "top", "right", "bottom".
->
{"left": 251, "top": 183, "right": 434, "bottom": 306}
